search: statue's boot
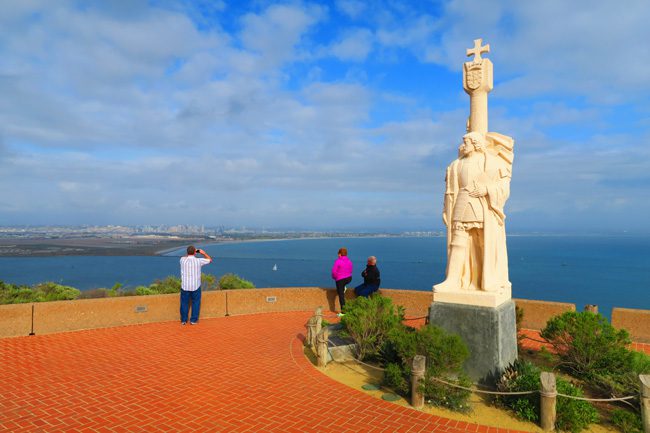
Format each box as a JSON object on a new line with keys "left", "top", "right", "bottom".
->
{"left": 434, "top": 230, "right": 468, "bottom": 292}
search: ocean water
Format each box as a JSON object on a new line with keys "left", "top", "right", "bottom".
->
{"left": 0, "top": 236, "right": 648, "bottom": 318}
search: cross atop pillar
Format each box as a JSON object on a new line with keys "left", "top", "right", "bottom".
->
{"left": 466, "top": 38, "right": 490, "bottom": 62}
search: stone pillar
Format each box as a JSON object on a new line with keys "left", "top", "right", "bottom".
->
{"left": 584, "top": 304, "right": 598, "bottom": 314}
{"left": 463, "top": 39, "right": 493, "bottom": 134}
{"left": 305, "top": 316, "right": 317, "bottom": 348}
{"left": 411, "top": 355, "right": 426, "bottom": 409}
{"left": 540, "top": 372, "right": 557, "bottom": 431}
{"left": 429, "top": 300, "right": 517, "bottom": 381}
{"left": 641, "top": 375, "right": 650, "bottom": 433}
{"left": 316, "top": 328, "right": 330, "bottom": 367}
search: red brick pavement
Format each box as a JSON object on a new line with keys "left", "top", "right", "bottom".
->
{"left": 0, "top": 312, "right": 532, "bottom": 433}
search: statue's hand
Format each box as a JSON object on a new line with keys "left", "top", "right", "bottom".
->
{"left": 468, "top": 184, "right": 487, "bottom": 197}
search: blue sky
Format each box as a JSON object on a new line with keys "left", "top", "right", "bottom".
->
{"left": 1, "top": 0, "right": 649, "bottom": 233}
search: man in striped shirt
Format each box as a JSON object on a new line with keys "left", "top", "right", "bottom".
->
{"left": 180, "top": 245, "right": 213, "bottom": 325}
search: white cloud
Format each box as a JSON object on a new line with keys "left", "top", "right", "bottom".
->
{"left": 0, "top": 1, "right": 649, "bottom": 231}
{"left": 335, "top": 0, "right": 366, "bottom": 19}
{"left": 239, "top": 4, "right": 323, "bottom": 69}
{"left": 328, "top": 28, "right": 374, "bottom": 61}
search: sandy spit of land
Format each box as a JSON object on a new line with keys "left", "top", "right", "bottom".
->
{"left": 0, "top": 237, "right": 210, "bottom": 257}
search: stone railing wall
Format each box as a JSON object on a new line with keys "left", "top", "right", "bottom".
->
{"left": 0, "top": 288, "right": 648, "bottom": 342}
{"left": 513, "top": 298, "right": 576, "bottom": 330}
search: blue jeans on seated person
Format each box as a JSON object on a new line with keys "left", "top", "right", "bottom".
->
{"left": 354, "top": 283, "right": 379, "bottom": 298}
{"left": 180, "top": 287, "right": 202, "bottom": 323}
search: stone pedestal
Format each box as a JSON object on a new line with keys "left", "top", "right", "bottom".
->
{"left": 428, "top": 299, "right": 517, "bottom": 382}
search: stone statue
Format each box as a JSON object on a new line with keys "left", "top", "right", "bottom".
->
{"left": 433, "top": 38, "right": 514, "bottom": 300}
{"left": 429, "top": 39, "right": 518, "bottom": 380}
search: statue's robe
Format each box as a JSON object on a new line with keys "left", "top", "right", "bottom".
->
{"left": 443, "top": 150, "right": 511, "bottom": 292}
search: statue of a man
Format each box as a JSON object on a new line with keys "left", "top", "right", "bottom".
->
{"left": 434, "top": 131, "right": 511, "bottom": 293}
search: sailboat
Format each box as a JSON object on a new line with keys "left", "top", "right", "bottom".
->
{"left": 272, "top": 264, "right": 278, "bottom": 271}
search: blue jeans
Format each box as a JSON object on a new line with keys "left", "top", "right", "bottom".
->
{"left": 355, "top": 283, "right": 379, "bottom": 297}
{"left": 180, "top": 288, "right": 202, "bottom": 323}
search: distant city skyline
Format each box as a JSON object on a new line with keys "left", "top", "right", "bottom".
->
{"left": 1, "top": 1, "right": 649, "bottom": 233}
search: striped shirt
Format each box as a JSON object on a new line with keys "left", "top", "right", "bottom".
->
{"left": 180, "top": 255, "right": 211, "bottom": 291}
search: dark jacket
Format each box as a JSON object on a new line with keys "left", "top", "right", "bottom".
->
{"left": 362, "top": 265, "right": 380, "bottom": 287}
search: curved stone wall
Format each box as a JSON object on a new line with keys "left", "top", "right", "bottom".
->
{"left": 0, "top": 287, "right": 647, "bottom": 342}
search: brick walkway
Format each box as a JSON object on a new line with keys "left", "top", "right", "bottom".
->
{"left": 0, "top": 312, "right": 532, "bottom": 433}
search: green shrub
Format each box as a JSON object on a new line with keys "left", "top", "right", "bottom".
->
{"left": 611, "top": 408, "right": 643, "bottom": 433}
{"left": 496, "top": 360, "right": 598, "bottom": 432}
{"left": 134, "top": 286, "right": 157, "bottom": 296}
{"left": 77, "top": 288, "right": 111, "bottom": 299}
{"left": 384, "top": 362, "right": 410, "bottom": 395}
{"left": 218, "top": 273, "right": 255, "bottom": 290}
{"left": 201, "top": 273, "right": 218, "bottom": 291}
{"left": 148, "top": 276, "right": 182, "bottom": 294}
{"left": 340, "top": 295, "right": 404, "bottom": 360}
{"left": 382, "top": 324, "right": 471, "bottom": 412}
{"left": 32, "top": 282, "right": 81, "bottom": 302}
{"left": 422, "top": 373, "right": 472, "bottom": 412}
{"left": 555, "top": 380, "right": 599, "bottom": 433}
{"left": 0, "top": 280, "right": 81, "bottom": 303}
{"left": 541, "top": 311, "right": 649, "bottom": 397}
{"left": 495, "top": 360, "right": 540, "bottom": 422}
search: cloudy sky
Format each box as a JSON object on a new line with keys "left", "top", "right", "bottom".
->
{"left": 1, "top": 0, "right": 649, "bottom": 233}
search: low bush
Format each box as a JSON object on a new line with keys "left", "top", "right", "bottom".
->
{"left": 340, "top": 295, "right": 404, "bottom": 360}
{"left": 147, "top": 276, "right": 182, "bottom": 294}
{"left": 0, "top": 281, "right": 82, "bottom": 304}
{"left": 496, "top": 360, "right": 598, "bottom": 433}
{"left": 611, "top": 408, "right": 643, "bottom": 433}
{"left": 555, "top": 380, "right": 599, "bottom": 433}
{"left": 218, "top": 273, "right": 255, "bottom": 290}
{"left": 201, "top": 273, "right": 218, "bottom": 291}
{"left": 383, "top": 324, "right": 471, "bottom": 412}
{"left": 77, "top": 288, "right": 111, "bottom": 299}
{"left": 541, "top": 311, "right": 650, "bottom": 398}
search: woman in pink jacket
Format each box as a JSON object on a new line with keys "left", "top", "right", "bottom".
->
{"left": 331, "top": 247, "right": 353, "bottom": 314}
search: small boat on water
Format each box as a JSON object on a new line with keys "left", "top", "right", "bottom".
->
{"left": 272, "top": 264, "right": 278, "bottom": 271}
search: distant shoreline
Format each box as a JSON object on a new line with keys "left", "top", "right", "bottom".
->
{"left": 0, "top": 232, "right": 643, "bottom": 258}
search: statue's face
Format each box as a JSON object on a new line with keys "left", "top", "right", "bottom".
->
{"left": 460, "top": 137, "right": 475, "bottom": 156}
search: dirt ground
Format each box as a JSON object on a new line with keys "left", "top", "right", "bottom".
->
{"left": 317, "top": 358, "right": 618, "bottom": 433}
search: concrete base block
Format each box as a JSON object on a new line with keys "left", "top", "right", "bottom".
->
{"left": 428, "top": 299, "right": 518, "bottom": 382}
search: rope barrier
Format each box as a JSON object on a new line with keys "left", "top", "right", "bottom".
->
{"left": 521, "top": 335, "right": 551, "bottom": 345}
{"left": 555, "top": 393, "right": 637, "bottom": 402}
{"left": 307, "top": 318, "right": 639, "bottom": 403}
{"left": 429, "top": 376, "right": 537, "bottom": 396}
{"left": 402, "top": 316, "right": 428, "bottom": 322}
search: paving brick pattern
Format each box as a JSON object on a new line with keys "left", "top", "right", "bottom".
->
{"left": 0, "top": 312, "right": 532, "bottom": 433}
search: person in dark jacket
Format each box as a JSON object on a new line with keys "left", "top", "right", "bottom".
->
{"left": 354, "top": 256, "right": 380, "bottom": 297}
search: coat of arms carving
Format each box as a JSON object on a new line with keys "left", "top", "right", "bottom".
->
{"left": 465, "top": 63, "right": 483, "bottom": 90}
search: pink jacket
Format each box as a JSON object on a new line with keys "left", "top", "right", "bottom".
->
{"left": 331, "top": 256, "right": 353, "bottom": 281}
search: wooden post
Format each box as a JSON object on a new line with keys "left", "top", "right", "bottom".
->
{"left": 411, "top": 355, "right": 426, "bottom": 409}
{"left": 315, "top": 306, "right": 323, "bottom": 337}
{"left": 540, "top": 372, "right": 557, "bottom": 431}
{"left": 584, "top": 304, "right": 598, "bottom": 314}
{"left": 316, "top": 328, "right": 330, "bottom": 367}
{"left": 641, "top": 375, "right": 650, "bottom": 433}
{"left": 305, "top": 316, "right": 317, "bottom": 348}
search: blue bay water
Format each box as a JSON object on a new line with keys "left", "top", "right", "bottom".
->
{"left": 0, "top": 236, "right": 648, "bottom": 318}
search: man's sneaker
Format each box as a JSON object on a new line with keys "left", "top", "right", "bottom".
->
{"left": 181, "top": 322, "right": 187, "bottom": 325}
{"left": 337, "top": 313, "right": 345, "bottom": 317}
{"left": 190, "top": 321, "right": 197, "bottom": 325}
